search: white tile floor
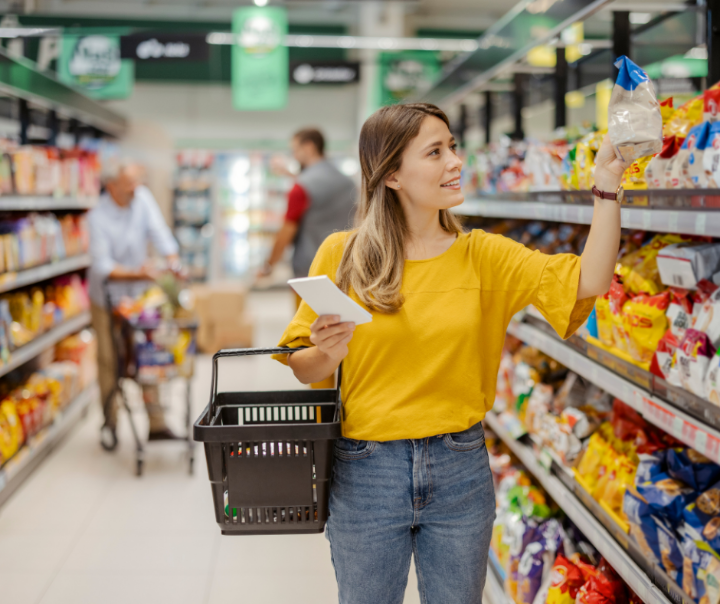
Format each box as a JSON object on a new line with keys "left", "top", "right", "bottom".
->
{"left": 0, "top": 291, "right": 425, "bottom": 604}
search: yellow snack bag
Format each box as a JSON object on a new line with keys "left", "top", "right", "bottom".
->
{"left": 660, "top": 98, "right": 674, "bottom": 124}
{"left": 603, "top": 454, "right": 638, "bottom": 513}
{"left": 616, "top": 234, "right": 685, "bottom": 295}
{"left": 574, "top": 141, "right": 595, "bottom": 190}
{"left": 577, "top": 432, "right": 610, "bottom": 489}
{"left": 592, "top": 447, "right": 621, "bottom": 502}
{"left": 595, "top": 296, "right": 614, "bottom": 346}
{"left": 622, "top": 291, "right": 670, "bottom": 364}
{"left": 622, "top": 155, "right": 652, "bottom": 190}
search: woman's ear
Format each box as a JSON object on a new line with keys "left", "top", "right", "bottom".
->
{"left": 384, "top": 172, "right": 401, "bottom": 191}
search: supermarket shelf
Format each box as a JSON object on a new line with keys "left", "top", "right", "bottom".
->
{"left": 484, "top": 411, "right": 673, "bottom": 604}
{"left": 0, "top": 254, "right": 90, "bottom": 294}
{"left": 0, "top": 383, "right": 98, "bottom": 507}
{"left": 507, "top": 319, "right": 720, "bottom": 465}
{"left": 455, "top": 197, "right": 720, "bottom": 237}
{"left": 483, "top": 560, "right": 511, "bottom": 604}
{"left": 0, "top": 311, "right": 91, "bottom": 380}
{"left": 0, "top": 197, "right": 98, "bottom": 211}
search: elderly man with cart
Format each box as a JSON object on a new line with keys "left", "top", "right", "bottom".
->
{"left": 88, "top": 161, "right": 183, "bottom": 453}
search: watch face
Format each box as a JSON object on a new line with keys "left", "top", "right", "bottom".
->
{"left": 616, "top": 186, "right": 625, "bottom": 204}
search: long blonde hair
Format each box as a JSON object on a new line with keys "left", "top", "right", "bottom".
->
{"left": 336, "top": 103, "right": 464, "bottom": 313}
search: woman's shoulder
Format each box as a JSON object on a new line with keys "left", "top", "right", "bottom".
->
{"left": 319, "top": 230, "right": 352, "bottom": 256}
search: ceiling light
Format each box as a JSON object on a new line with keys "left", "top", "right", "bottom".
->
{"left": 253, "top": 0, "right": 269, "bottom": 6}
{"left": 629, "top": 12, "right": 652, "bottom": 24}
{"left": 207, "top": 32, "right": 478, "bottom": 53}
{"left": 685, "top": 45, "right": 708, "bottom": 60}
{"left": 0, "top": 27, "right": 60, "bottom": 38}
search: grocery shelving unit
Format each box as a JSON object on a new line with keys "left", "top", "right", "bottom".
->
{"left": 0, "top": 311, "right": 92, "bottom": 379}
{"left": 0, "top": 383, "right": 98, "bottom": 507}
{"left": 455, "top": 190, "right": 720, "bottom": 237}
{"left": 0, "top": 197, "right": 97, "bottom": 211}
{"left": 483, "top": 559, "right": 511, "bottom": 604}
{"left": 0, "top": 254, "right": 90, "bottom": 294}
{"left": 456, "top": 188, "right": 720, "bottom": 604}
{"left": 484, "top": 411, "right": 676, "bottom": 604}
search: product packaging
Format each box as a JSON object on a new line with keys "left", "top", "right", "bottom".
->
{"left": 646, "top": 136, "right": 683, "bottom": 188}
{"left": 705, "top": 87, "right": 720, "bottom": 122}
{"left": 705, "top": 122, "right": 720, "bottom": 188}
{"left": 667, "top": 448, "right": 720, "bottom": 492}
{"left": 682, "top": 121, "right": 712, "bottom": 188}
{"left": 683, "top": 480, "right": 720, "bottom": 553}
{"left": 621, "top": 291, "right": 670, "bottom": 364}
{"left": 676, "top": 329, "right": 716, "bottom": 396}
{"left": 657, "top": 242, "right": 720, "bottom": 290}
{"left": 637, "top": 472, "right": 698, "bottom": 525}
{"left": 608, "top": 56, "right": 663, "bottom": 162}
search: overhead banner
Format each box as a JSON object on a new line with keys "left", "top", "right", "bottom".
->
{"left": 378, "top": 51, "right": 440, "bottom": 108}
{"left": 120, "top": 33, "right": 209, "bottom": 62}
{"left": 232, "top": 7, "right": 288, "bottom": 111}
{"left": 290, "top": 62, "right": 360, "bottom": 85}
{"left": 58, "top": 34, "right": 133, "bottom": 100}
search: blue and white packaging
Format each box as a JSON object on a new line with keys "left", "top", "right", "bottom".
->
{"left": 608, "top": 56, "right": 663, "bottom": 162}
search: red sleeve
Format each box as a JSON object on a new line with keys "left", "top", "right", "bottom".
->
{"left": 285, "top": 183, "right": 309, "bottom": 223}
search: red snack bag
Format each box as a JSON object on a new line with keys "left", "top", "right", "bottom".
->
{"left": 576, "top": 558, "right": 628, "bottom": 604}
{"left": 705, "top": 87, "right": 720, "bottom": 122}
{"left": 546, "top": 553, "right": 586, "bottom": 604}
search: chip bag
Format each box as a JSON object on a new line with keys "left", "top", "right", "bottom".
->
{"left": 545, "top": 553, "right": 586, "bottom": 604}
{"left": 637, "top": 472, "right": 698, "bottom": 526}
{"left": 661, "top": 97, "right": 675, "bottom": 124}
{"left": 616, "top": 233, "right": 685, "bottom": 296}
{"left": 677, "top": 329, "right": 716, "bottom": 396}
{"left": 705, "top": 121, "right": 720, "bottom": 188}
{"left": 705, "top": 87, "right": 720, "bottom": 123}
{"left": 608, "top": 56, "right": 663, "bottom": 162}
{"left": 623, "top": 486, "right": 663, "bottom": 565}
{"left": 704, "top": 349, "right": 720, "bottom": 407}
{"left": 646, "top": 136, "right": 683, "bottom": 189}
{"left": 667, "top": 447, "right": 720, "bottom": 492}
{"left": 654, "top": 517, "right": 684, "bottom": 584}
{"left": 577, "top": 432, "right": 611, "bottom": 490}
{"left": 682, "top": 121, "right": 712, "bottom": 188}
{"left": 594, "top": 295, "right": 614, "bottom": 347}
{"left": 683, "top": 479, "right": 720, "bottom": 553}
{"left": 622, "top": 291, "right": 670, "bottom": 363}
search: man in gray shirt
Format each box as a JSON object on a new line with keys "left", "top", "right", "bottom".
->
{"left": 260, "top": 128, "right": 356, "bottom": 280}
{"left": 88, "top": 163, "right": 180, "bottom": 450}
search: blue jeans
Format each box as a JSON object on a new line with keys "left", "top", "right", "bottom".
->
{"left": 326, "top": 421, "right": 495, "bottom": 604}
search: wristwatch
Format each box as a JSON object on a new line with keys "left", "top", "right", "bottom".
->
{"left": 591, "top": 184, "right": 625, "bottom": 204}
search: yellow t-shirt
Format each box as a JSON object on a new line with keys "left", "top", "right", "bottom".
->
{"left": 275, "top": 230, "right": 595, "bottom": 441}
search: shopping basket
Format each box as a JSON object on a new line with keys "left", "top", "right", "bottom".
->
{"left": 194, "top": 348, "right": 342, "bottom": 536}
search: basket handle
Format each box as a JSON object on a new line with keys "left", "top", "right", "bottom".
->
{"left": 209, "top": 347, "right": 343, "bottom": 422}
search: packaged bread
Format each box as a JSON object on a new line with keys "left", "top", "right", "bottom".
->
{"left": 608, "top": 56, "right": 663, "bottom": 162}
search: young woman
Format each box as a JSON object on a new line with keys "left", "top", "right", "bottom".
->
{"left": 274, "top": 103, "right": 630, "bottom": 604}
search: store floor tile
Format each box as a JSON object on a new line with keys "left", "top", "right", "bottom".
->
{"left": 0, "top": 290, "right": 423, "bottom": 604}
{"left": 0, "top": 570, "right": 54, "bottom": 604}
{"left": 38, "top": 571, "right": 208, "bottom": 604}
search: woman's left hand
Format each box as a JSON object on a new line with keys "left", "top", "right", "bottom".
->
{"left": 594, "top": 134, "right": 632, "bottom": 192}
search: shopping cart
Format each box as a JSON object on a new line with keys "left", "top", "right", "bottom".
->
{"left": 102, "top": 279, "right": 197, "bottom": 476}
{"left": 194, "top": 348, "right": 342, "bottom": 535}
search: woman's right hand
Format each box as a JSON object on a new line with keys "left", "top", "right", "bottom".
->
{"left": 310, "top": 315, "right": 355, "bottom": 364}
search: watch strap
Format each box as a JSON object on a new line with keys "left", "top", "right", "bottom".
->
{"left": 591, "top": 185, "right": 617, "bottom": 201}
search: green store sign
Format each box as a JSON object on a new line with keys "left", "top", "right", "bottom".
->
{"left": 58, "top": 34, "right": 134, "bottom": 100}
{"left": 378, "top": 51, "right": 440, "bottom": 109}
{"left": 232, "top": 7, "right": 289, "bottom": 111}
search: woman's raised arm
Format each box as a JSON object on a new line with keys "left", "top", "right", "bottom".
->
{"left": 577, "top": 135, "right": 632, "bottom": 300}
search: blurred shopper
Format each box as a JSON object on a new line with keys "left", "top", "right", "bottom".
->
{"left": 274, "top": 103, "right": 630, "bottom": 601}
{"left": 261, "top": 127, "right": 356, "bottom": 389}
{"left": 88, "top": 163, "right": 181, "bottom": 451}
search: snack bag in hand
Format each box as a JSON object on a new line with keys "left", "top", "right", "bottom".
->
{"left": 608, "top": 56, "right": 663, "bottom": 162}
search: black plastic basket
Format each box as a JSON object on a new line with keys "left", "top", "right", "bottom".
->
{"left": 193, "top": 348, "right": 342, "bottom": 536}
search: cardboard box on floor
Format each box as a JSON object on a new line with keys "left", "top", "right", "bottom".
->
{"left": 191, "top": 282, "right": 254, "bottom": 353}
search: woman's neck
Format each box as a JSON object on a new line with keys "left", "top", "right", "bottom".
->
{"left": 403, "top": 207, "right": 456, "bottom": 261}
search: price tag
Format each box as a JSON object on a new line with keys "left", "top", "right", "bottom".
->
{"left": 695, "top": 430, "right": 708, "bottom": 455}
{"left": 539, "top": 448, "right": 553, "bottom": 473}
{"left": 695, "top": 212, "right": 707, "bottom": 235}
{"left": 642, "top": 210, "right": 652, "bottom": 230}
{"left": 706, "top": 436, "right": 720, "bottom": 465}
{"left": 672, "top": 416, "right": 685, "bottom": 439}
{"left": 668, "top": 211, "right": 679, "bottom": 232}
{"left": 560, "top": 206, "right": 568, "bottom": 222}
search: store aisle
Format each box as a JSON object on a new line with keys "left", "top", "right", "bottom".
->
{"left": 0, "top": 290, "right": 423, "bottom": 604}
